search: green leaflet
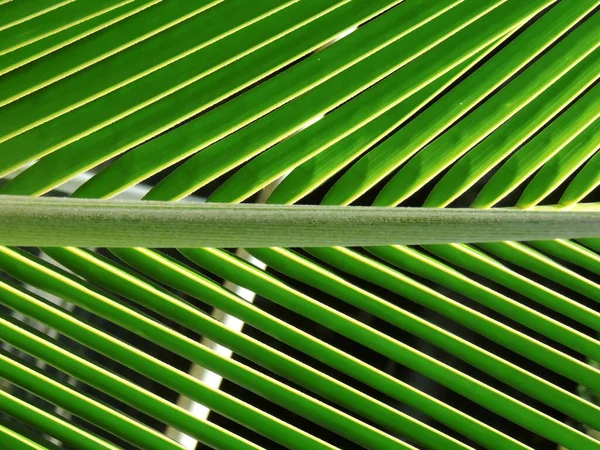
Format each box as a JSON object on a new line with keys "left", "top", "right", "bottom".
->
{"left": 561, "top": 146, "right": 600, "bottom": 206}
{"left": 0, "top": 423, "right": 52, "bottom": 450}
{"left": 71, "top": 0, "right": 444, "bottom": 200}
{"left": 516, "top": 117, "right": 600, "bottom": 208}
{"left": 0, "top": 0, "right": 211, "bottom": 110}
{"left": 580, "top": 238, "right": 600, "bottom": 253}
{"left": 422, "top": 242, "right": 600, "bottom": 332}
{"left": 263, "top": 37, "right": 509, "bottom": 205}
{"left": 190, "top": 246, "right": 599, "bottom": 416}
{"left": 0, "top": 389, "right": 119, "bottom": 450}
{"left": 174, "top": 0, "right": 506, "bottom": 203}
{"left": 0, "top": 0, "right": 298, "bottom": 160}
{"left": 375, "top": 11, "right": 600, "bottom": 207}
{"left": 472, "top": 81, "right": 600, "bottom": 208}
{"left": 370, "top": 243, "right": 600, "bottom": 362}
{"left": 528, "top": 239, "right": 600, "bottom": 274}
{"left": 264, "top": 63, "right": 471, "bottom": 205}
{"left": 0, "top": 0, "right": 75, "bottom": 32}
{"left": 0, "top": 0, "right": 353, "bottom": 193}
{"left": 305, "top": 246, "right": 600, "bottom": 450}
{"left": 0, "top": 246, "right": 413, "bottom": 450}
{"left": 476, "top": 241, "right": 600, "bottom": 303}
{"left": 0, "top": 280, "right": 336, "bottom": 450}
{"left": 248, "top": 245, "right": 531, "bottom": 450}
{"left": 0, "top": 0, "right": 160, "bottom": 76}
{"left": 322, "top": 0, "right": 594, "bottom": 206}
{"left": 425, "top": 47, "right": 600, "bottom": 208}
{"left": 517, "top": 120, "right": 600, "bottom": 208}
{"left": 0, "top": 341, "right": 198, "bottom": 450}
{"left": 0, "top": 0, "right": 135, "bottom": 57}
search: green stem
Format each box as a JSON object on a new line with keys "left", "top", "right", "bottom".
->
{"left": 0, "top": 195, "right": 598, "bottom": 247}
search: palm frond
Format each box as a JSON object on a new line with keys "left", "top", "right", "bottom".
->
{"left": 1, "top": 1, "right": 599, "bottom": 449}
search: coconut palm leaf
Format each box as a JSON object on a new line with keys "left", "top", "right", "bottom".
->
{"left": 1, "top": 1, "right": 599, "bottom": 450}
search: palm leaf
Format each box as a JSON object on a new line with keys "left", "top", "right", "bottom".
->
{"left": 1, "top": 1, "right": 599, "bottom": 450}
